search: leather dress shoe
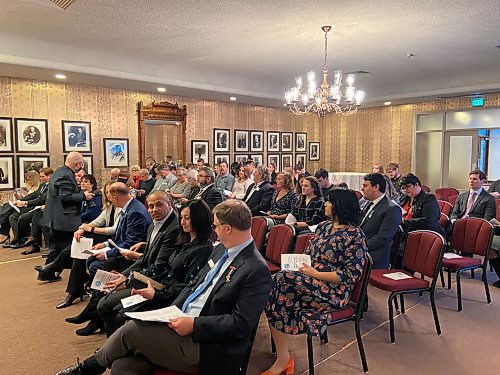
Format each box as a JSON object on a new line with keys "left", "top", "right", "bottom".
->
{"left": 54, "top": 362, "right": 84, "bottom": 375}
{"left": 75, "top": 319, "right": 105, "bottom": 336}
{"left": 57, "top": 293, "right": 84, "bottom": 309}
{"left": 34, "top": 265, "right": 42, "bottom": 271}
{"left": 2, "top": 241, "right": 15, "bottom": 248}
{"left": 493, "top": 280, "right": 500, "bottom": 288}
{"left": 37, "top": 268, "right": 62, "bottom": 283}
{"left": 10, "top": 242, "right": 27, "bottom": 249}
{"left": 65, "top": 309, "right": 93, "bottom": 325}
{"left": 22, "top": 236, "right": 36, "bottom": 247}
{"left": 22, "top": 245, "right": 41, "bottom": 255}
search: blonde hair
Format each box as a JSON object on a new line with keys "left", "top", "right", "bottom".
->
{"left": 25, "top": 170, "right": 40, "bottom": 191}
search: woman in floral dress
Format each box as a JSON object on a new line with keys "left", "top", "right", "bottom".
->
{"left": 262, "top": 188, "right": 367, "bottom": 375}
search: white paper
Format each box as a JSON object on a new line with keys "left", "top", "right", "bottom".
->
{"left": 259, "top": 211, "right": 270, "bottom": 216}
{"left": 28, "top": 205, "right": 43, "bottom": 213}
{"left": 382, "top": 272, "right": 413, "bottom": 280}
{"left": 125, "top": 305, "right": 186, "bottom": 323}
{"left": 285, "top": 213, "right": 297, "bottom": 225}
{"left": 70, "top": 237, "right": 94, "bottom": 260}
{"left": 281, "top": 254, "right": 312, "bottom": 271}
{"left": 490, "top": 218, "right": 500, "bottom": 227}
{"left": 109, "top": 239, "right": 129, "bottom": 253}
{"left": 121, "top": 294, "right": 147, "bottom": 308}
{"left": 443, "top": 253, "right": 463, "bottom": 259}
{"left": 308, "top": 224, "right": 318, "bottom": 232}
{"left": 91, "top": 269, "right": 121, "bottom": 291}
{"left": 223, "top": 189, "right": 232, "bottom": 196}
{"left": 8, "top": 201, "right": 20, "bottom": 213}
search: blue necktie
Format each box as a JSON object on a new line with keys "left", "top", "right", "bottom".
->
{"left": 182, "top": 251, "right": 229, "bottom": 313}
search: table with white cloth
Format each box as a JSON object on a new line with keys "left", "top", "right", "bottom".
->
{"left": 328, "top": 172, "right": 366, "bottom": 191}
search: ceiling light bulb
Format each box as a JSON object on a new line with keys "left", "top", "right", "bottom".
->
{"left": 157, "top": 87, "right": 166, "bottom": 93}
{"left": 229, "top": 96, "right": 237, "bottom": 101}
{"left": 55, "top": 73, "right": 66, "bottom": 80}
{"left": 384, "top": 101, "right": 392, "bottom": 105}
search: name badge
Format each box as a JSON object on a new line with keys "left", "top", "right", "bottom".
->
{"left": 208, "top": 259, "right": 215, "bottom": 269}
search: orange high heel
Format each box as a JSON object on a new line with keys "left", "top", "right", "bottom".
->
{"left": 260, "top": 353, "right": 294, "bottom": 375}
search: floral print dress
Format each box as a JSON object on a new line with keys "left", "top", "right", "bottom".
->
{"left": 269, "top": 190, "right": 297, "bottom": 224}
{"left": 265, "top": 221, "right": 366, "bottom": 335}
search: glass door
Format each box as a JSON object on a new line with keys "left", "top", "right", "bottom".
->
{"left": 443, "top": 131, "right": 479, "bottom": 189}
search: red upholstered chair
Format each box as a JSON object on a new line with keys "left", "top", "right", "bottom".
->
{"left": 251, "top": 216, "right": 268, "bottom": 255}
{"left": 439, "top": 212, "right": 450, "bottom": 231}
{"left": 294, "top": 233, "right": 314, "bottom": 254}
{"left": 441, "top": 218, "right": 494, "bottom": 312}
{"left": 301, "top": 254, "right": 373, "bottom": 374}
{"left": 448, "top": 194, "right": 459, "bottom": 206}
{"left": 436, "top": 188, "right": 460, "bottom": 202}
{"left": 421, "top": 185, "right": 431, "bottom": 193}
{"left": 265, "top": 224, "right": 294, "bottom": 273}
{"left": 495, "top": 199, "right": 500, "bottom": 221}
{"left": 431, "top": 192, "right": 442, "bottom": 201}
{"left": 369, "top": 230, "right": 445, "bottom": 343}
{"left": 437, "top": 200, "right": 453, "bottom": 217}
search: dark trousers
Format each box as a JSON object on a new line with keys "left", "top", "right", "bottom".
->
{"left": 97, "top": 288, "right": 132, "bottom": 336}
{"left": 30, "top": 209, "right": 48, "bottom": 246}
{"left": 9, "top": 209, "right": 34, "bottom": 242}
{"left": 46, "top": 230, "right": 74, "bottom": 264}
{"left": 0, "top": 204, "right": 14, "bottom": 236}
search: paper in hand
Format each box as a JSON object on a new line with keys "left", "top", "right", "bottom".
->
{"left": 125, "top": 305, "right": 186, "bottom": 323}
{"left": 8, "top": 201, "right": 20, "bottom": 213}
{"left": 281, "top": 254, "right": 312, "bottom": 271}
{"left": 70, "top": 237, "right": 94, "bottom": 260}
{"left": 121, "top": 294, "right": 147, "bottom": 308}
{"left": 285, "top": 213, "right": 297, "bottom": 225}
{"left": 91, "top": 269, "right": 121, "bottom": 291}
{"left": 108, "top": 239, "right": 129, "bottom": 253}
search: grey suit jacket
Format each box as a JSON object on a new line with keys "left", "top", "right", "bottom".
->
{"left": 450, "top": 189, "right": 496, "bottom": 221}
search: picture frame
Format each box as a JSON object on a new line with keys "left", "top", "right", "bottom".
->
{"left": 62, "top": 120, "right": 92, "bottom": 153}
{"left": 295, "top": 132, "right": 307, "bottom": 152}
{"left": 250, "top": 154, "right": 263, "bottom": 167}
{"left": 250, "top": 131, "right": 264, "bottom": 152}
{"left": 267, "top": 131, "right": 280, "bottom": 152}
{"left": 281, "top": 132, "right": 293, "bottom": 152}
{"left": 64, "top": 154, "right": 93, "bottom": 175}
{"left": 0, "top": 156, "right": 14, "bottom": 190}
{"left": 296, "top": 153, "right": 307, "bottom": 171}
{"left": 234, "top": 154, "right": 249, "bottom": 166}
{"left": 0, "top": 117, "right": 13, "bottom": 153}
{"left": 309, "top": 142, "right": 320, "bottom": 161}
{"left": 281, "top": 154, "right": 293, "bottom": 170}
{"left": 191, "top": 140, "right": 209, "bottom": 164}
{"left": 267, "top": 154, "right": 280, "bottom": 173}
{"left": 213, "top": 128, "right": 229, "bottom": 152}
{"left": 17, "top": 155, "right": 49, "bottom": 188}
{"left": 214, "top": 154, "right": 230, "bottom": 166}
{"left": 103, "top": 138, "right": 129, "bottom": 167}
{"left": 234, "top": 130, "right": 249, "bottom": 152}
{"left": 14, "top": 118, "right": 49, "bottom": 153}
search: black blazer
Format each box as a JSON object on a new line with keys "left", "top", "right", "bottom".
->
{"left": 450, "top": 189, "right": 496, "bottom": 221}
{"left": 199, "top": 184, "right": 224, "bottom": 211}
{"left": 41, "top": 165, "right": 84, "bottom": 231}
{"left": 488, "top": 180, "right": 500, "bottom": 194}
{"left": 242, "top": 181, "right": 275, "bottom": 216}
{"left": 360, "top": 196, "right": 402, "bottom": 269}
{"left": 21, "top": 182, "right": 48, "bottom": 208}
{"left": 122, "top": 210, "right": 180, "bottom": 279}
{"left": 173, "top": 242, "right": 272, "bottom": 375}
{"left": 400, "top": 191, "right": 443, "bottom": 235}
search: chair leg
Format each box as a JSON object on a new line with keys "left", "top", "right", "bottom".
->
{"left": 393, "top": 295, "right": 399, "bottom": 311}
{"left": 388, "top": 293, "right": 396, "bottom": 343}
{"left": 354, "top": 318, "right": 369, "bottom": 373}
{"left": 447, "top": 269, "right": 452, "bottom": 290}
{"left": 483, "top": 268, "right": 491, "bottom": 304}
{"left": 307, "top": 334, "right": 315, "bottom": 375}
{"left": 400, "top": 294, "right": 405, "bottom": 314}
{"left": 471, "top": 269, "right": 475, "bottom": 279}
{"left": 270, "top": 336, "right": 276, "bottom": 355}
{"left": 456, "top": 270, "right": 463, "bottom": 312}
{"left": 439, "top": 269, "right": 445, "bottom": 288}
{"left": 429, "top": 290, "right": 441, "bottom": 336}
{"left": 321, "top": 330, "right": 329, "bottom": 344}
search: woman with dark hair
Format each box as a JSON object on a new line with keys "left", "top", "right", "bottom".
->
{"left": 230, "top": 161, "right": 241, "bottom": 178}
{"left": 262, "top": 189, "right": 367, "bottom": 375}
{"left": 290, "top": 176, "right": 326, "bottom": 232}
{"left": 266, "top": 172, "right": 296, "bottom": 226}
{"left": 98, "top": 199, "right": 214, "bottom": 336}
{"left": 267, "top": 162, "right": 277, "bottom": 185}
{"left": 80, "top": 174, "right": 102, "bottom": 223}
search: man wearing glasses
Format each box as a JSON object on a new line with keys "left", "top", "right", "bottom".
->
{"left": 193, "top": 166, "right": 223, "bottom": 211}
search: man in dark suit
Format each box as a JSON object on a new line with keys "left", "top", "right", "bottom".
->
{"left": 450, "top": 170, "right": 496, "bottom": 222}
{"left": 136, "top": 168, "right": 155, "bottom": 204}
{"left": 55, "top": 199, "right": 272, "bottom": 375}
{"left": 360, "top": 173, "right": 402, "bottom": 269}
{"left": 487, "top": 178, "right": 500, "bottom": 198}
{"left": 193, "top": 166, "right": 224, "bottom": 211}
{"left": 243, "top": 165, "right": 275, "bottom": 216}
{"left": 41, "top": 152, "right": 85, "bottom": 266}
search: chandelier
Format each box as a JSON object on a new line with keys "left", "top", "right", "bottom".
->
{"left": 285, "top": 26, "right": 365, "bottom": 117}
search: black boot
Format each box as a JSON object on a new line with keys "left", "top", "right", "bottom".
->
{"left": 65, "top": 293, "right": 100, "bottom": 324}
{"left": 489, "top": 257, "right": 500, "bottom": 288}
{"left": 56, "top": 293, "right": 84, "bottom": 309}
{"left": 55, "top": 356, "right": 106, "bottom": 375}
{"left": 75, "top": 318, "right": 105, "bottom": 336}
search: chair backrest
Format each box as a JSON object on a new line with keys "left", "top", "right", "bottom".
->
{"left": 451, "top": 217, "right": 494, "bottom": 257}
{"left": 352, "top": 253, "right": 373, "bottom": 317}
{"left": 354, "top": 190, "right": 363, "bottom": 200}
{"left": 431, "top": 192, "right": 442, "bottom": 201}
{"left": 251, "top": 216, "right": 267, "bottom": 254}
{"left": 294, "top": 233, "right": 315, "bottom": 254}
{"left": 436, "top": 188, "right": 460, "bottom": 202}
{"left": 402, "top": 230, "right": 445, "bottom": 279}
{"left": 389, "top": 225, "right": 403, "bottom": 268}
{"left": 496, "top": 199, "right": 500, "bottom": 221}
{"left": 421, "top": 185, "right": 431, "bottom": 193}
{"left": 448, "top": 194, "right": 459, "bottom": 206}
{"left": 265, "top": 224, "right": 294, "bottom": 264}
{"left": 439, "top": 212, "right": 449, "bottom": 230}
{"left": 437, "top": 199, "right": 453, "bottom": 216}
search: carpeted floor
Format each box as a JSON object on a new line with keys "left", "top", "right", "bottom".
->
{"left": 1, "top": 246, "right": 499, "bottom": 375}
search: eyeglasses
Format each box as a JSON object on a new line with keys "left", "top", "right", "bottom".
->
{"left": 212, "top": 222, "right": 228, "bottom": 230}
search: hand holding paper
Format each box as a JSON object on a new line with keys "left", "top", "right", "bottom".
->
{"left": 91, "top": 269, "right": 121, "bottom": 291}
{"left": 125, "top": 305, "right": 186, "bottom": 323}
{"left": 281, "top": 254, "right": 312, "bottom": 271}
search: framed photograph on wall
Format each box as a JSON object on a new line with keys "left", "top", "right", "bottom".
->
{"left": 267, "top": 154, "right": 280, "bottom": 172}
{"left": 281, "top": 132, "right": 293, "bottom": 152}
{"left": 0, "top": 117, "right": 13, "bottom": 152}
{"left": 17, "top": 156, "right": 49, "bottom": 188}
{"left": 295, "top": 132, "right": 307, "bottom": 152}
{"left": 214, "top": 154, "right": 230, "bottom": 166}
{"left": 309, "top": 142, "right": 320, "bottom": 161}
{"left": 65, "top": 154, "right": 93, "bottom": 175}
{"left": 14, "top": 118, "right": 49, "bottom": 153}
{"left": 250, "top": 131, "right": 264, "bottom": 152}
{"left": 267, "top": 131, "right": 280, "bottom": 152}
{"left": 281, "top": 154, "right": 293, "bottom": 170}
{"left": 296, "top": 153, "right": 307, "bottom": 170}
{"left": 191, "top": 140, "right": 209, "bottom": 164}
{"left": 234, "top": 130, "right": 249, "bottom": 152}
{"left": 250, "top": 154, "right": 263, "bottom": 167}
{"left": 103, "top": 138, "right": 129, "bottom": 167}
{"left": 0, "top": 156, "right": 14, "bottom": 190}
{"left": 234, "top": 154, "right": 248, "bottom": 166}
{"left": 213, "top": 128, "right": 229, "bottom": 152}
{"left": 62, "top": 120, "right": 92, "bottom": 153}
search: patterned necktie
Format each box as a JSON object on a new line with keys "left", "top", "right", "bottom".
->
{"left": 181, "top": 250, "right": 229, "bottom": 313}
{"left": 464, "top": 191, "right": 477, "bottom": 217}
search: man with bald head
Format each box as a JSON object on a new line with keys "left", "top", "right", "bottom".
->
{"left": 40, "top": 152, "right": 85, "bottom": 270}
{"left": 110, "top": 168, "right": 120, "bottom": 181}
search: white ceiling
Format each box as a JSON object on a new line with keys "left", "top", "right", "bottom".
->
{"left": 0, "top": 0, "right": 499, "bottom": 107}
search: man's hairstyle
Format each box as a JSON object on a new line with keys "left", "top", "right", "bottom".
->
{"left": 245, "top": 160, "right": 255, "bottom": 167}
{"left": 176, "top": 167, "right": 186, "bottom": 176}
{"left": 400, "top": 173, "right": 421, "bottom": 186}
{"left": 146, "top": 190, "right": 171, "bottom": 204}
{"left": 108, "top": 182, "right": 130, "bottom": 196}
{"left": 219, "top": 161, "right": 228, "bottom": 168}
{"left": 387, "top": 162, "right": 399, "bottom": 171}
{"left": 138, "top": 168, "right": 150, "bottom": 176}
{"left": 213, "top": 199, "right": 252, "bottom": 231}
{"left": 165, "top": 155, "right": 173, "bottom": 160}
{"left": 327, "top": 189, "right": 361, "bottom": 226}
{"left": 294, "top": 163, "right": 304, "bottom": 172}
{"left": 469, "top": 169, "right": 487, "bottom": 181}
{"left": 40, "top": 167, "right": 53, "bottom": 175}
{"left": 364, "top": 173, "right": 387, "bottom": 193}
{"left": 372, "top": 163, "right": 384, "bottom": 173}
{"left": 256, "top": 164, "right": 270, "bottom": 183}
{"left": 146, "top": 157, "right": 156, "bottom": 162}
{"left": 314, "top": 168, "right": 329, "bottom": 179}
{"left": 156, "top": 163, "right": 170, "bottom": 172}
{"left": 119, "top": 167, "right": 130, "bottom": 178}
{"left": 200, "top": 166, "right": 215, "bottom": 183}
{"left": 197, "top": 158, "right": 205, "bottom": 163}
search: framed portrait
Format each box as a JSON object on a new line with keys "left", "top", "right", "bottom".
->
{"left": 191, "top": 140, "right": 209, "bottom": 164}
{"left": 65, "top": 154, "right": 93, "bottom": 175}
{"left": 0, "top": 156, "right": 14, "bottom": 190}
{"left": 267, "top": 154, "right": 280, "bottom": 172}
{"left": 281, "top": 132, "right": 293, "bottom": 152}
{"left": 17, "top": 156, "right": 49, "bottom": 188}
{"left": 62, "top": 120, "right": 92, "bottom": 153}
{"left": 250, "top": 154, "right": 263, "bottom": 167}
{"left": 0, "top": 117, "right": 13, "bottom": 152}
{"left": 309, "top": 142, "right": 320, "bottom": 161}
{"left": 281, "top": 154, "right": 293, "bottom": 170}
{"left": 267, "top": 131, "right": 280, "bottom": 152}
{"left": 296, "top": 153, "right": 307, "bottom": 170}
{"left": 214, "top": 154, "right": 230, "bottom": 166}
{"left": 213, "top": 128, "right": 229, "bottom": 152}
{"left": 295, "top": 132, "right": 307, "bottom": 152}
{"left": 103, "top": 138, "right": 129, "bottom": 167}
{"left": 250, "top": 131, "right": 264, "bottom": 152}
{"left": 14, "top": 118, "right": 49, "bottom": 153}
{"left": 234, "top": 130, "right": 249, "bottom": 152}
{"left": 234, "top": 154, "right": 248, "bottom": 166}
